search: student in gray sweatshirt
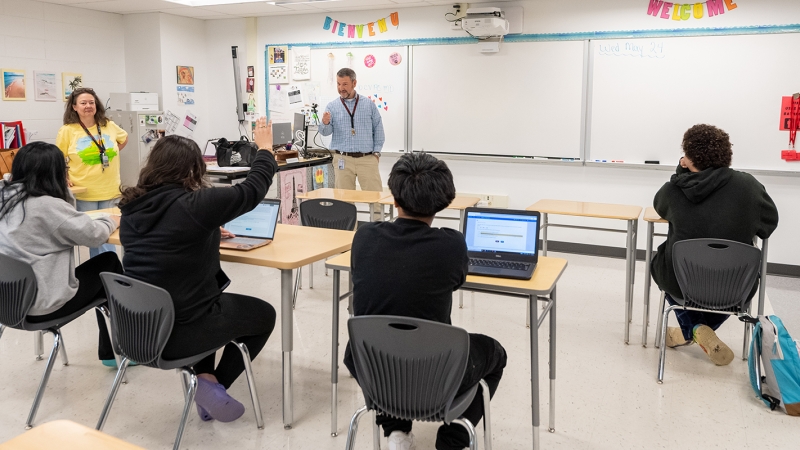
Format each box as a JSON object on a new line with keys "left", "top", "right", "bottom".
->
{"left": 0, "top": 142, "right": 123, "bottom": 365}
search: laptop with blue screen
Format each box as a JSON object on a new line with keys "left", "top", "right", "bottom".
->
{"left": 462, "top": 207, "right": 541, "bottom": 280}
{"left": 220, "top": 199, "right": 281, "bottom": 251}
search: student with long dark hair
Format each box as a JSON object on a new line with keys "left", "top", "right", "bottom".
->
{"left": 118, "top": 117, "right": 278, "bottom": 423}
{"left": 0, "top": 141, "right": 122, "bottom": 364}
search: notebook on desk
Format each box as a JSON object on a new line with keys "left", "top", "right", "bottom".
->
{"left": 220, "top": 199, "right": 281, "bottom": 251}
{"left": 462, "top": 208, "right": 541, "bottom": 280}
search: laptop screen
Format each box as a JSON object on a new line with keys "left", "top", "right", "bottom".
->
{"left": 464, "top": 210, "right": 539, "bottom": 256}
{"left": 224, "top": 199, "right": 281, "bottom": 239}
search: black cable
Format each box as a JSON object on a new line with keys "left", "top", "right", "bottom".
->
{"left": 445, "top": 12, "right": 458, "bottom": 22}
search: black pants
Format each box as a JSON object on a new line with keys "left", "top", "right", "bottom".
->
{"left": 161, "top": 293, "right": 276, "bottom": 389}
{"left": 345, "top": 333, "right": 507, "bottom": 450}
{"left": 27, "top": 252, "right": 122, "bottom": 360}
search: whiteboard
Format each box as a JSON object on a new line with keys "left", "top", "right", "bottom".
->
{"left": 590, "top": 34, "right": 800, "bottom": 172}
{"left": 279, "top": 46, "right": 407, "bottom": 152}
{"left": 411, "top": 41, "right": 586, "bottom": 158}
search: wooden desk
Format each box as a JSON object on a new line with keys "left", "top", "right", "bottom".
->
{"left": 528, "top": 199, "right": 642, "bottom": 344}
{"left": 297, "top": 188, "right": 388, "bottom": 221}
{"left": 379, "top": 195, "right": 481, "bottom": 222}
{"left": 0, "top": 420, "right": 144, "bottom": 450}
{"left": 69, "top": 186, "right": 87, "bottom": 195}
{"left": 101, "top": 209, "right": 354, "bottom": 429}
{"left": 325, "top": 252, "right": 568, "bottom": 450}
{"left": 642, "top": 207, "right": 667, "bottom": 347}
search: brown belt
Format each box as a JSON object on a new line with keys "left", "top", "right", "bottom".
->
{"left": 335, "top": 150, "right": 373, "bottom": 158}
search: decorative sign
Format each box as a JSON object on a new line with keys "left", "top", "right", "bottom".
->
{"left": 292, "top": 46, "right": 311, "bottom": 81}
{"left": 779, "top": 96, "right": 800, "bottom": 131}
{"left": 322, "top": 12, "right": 399, "bottom": 39}
{"left": 646, "top": 0, "right": 739, "bottom": 21}
{"left": 389, "top": 52, "right": 402, "bottom": 66}
{"left": 364, "top": 55, "right": 376, "bottom": 68}
{"left": 371, "top": 94, "right": 388, "bottom": 112}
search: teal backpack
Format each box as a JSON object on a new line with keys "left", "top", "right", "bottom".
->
{"left": 749, "top": 315, "right": 800, "bottom": 416}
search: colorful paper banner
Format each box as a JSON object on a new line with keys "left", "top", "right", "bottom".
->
{"left": 646, "top": 0, "right": 739, "bottom": 21}
{"left": 323, "top": 12, "right": 399, "bottom": 38}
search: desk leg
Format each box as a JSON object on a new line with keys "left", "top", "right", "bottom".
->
{"left": 541, "top": 213, "right": 548, "bottom": 256}
{"left": 623, "top": 220, "right": 633, "bottom": 344}
{"left": 281, "top": 269, "right": 294, "bottom": 429}
{"left": 529, "top": 294, "right": 540, "bottom": 450}
{"left": 549, "top": 287, "right": 556, "bottom": 433}
{"left": 642, "top": 222, "right": 654, "bottom": 347}
{"left": 331, "top": 269, "right": 341, "bottom": 437}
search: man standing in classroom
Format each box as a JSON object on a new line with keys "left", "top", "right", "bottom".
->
{"left": 320, "top": 68, "right": 385, "bottom": 204}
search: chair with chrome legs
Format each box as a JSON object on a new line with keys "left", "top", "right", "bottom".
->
{"left": 96, "top": 273, "right": 264, "bottom": 450}
{"left": 344, "top": 316, "right": 492, "bottom": 450}
{"left": 0, "top": 253, "right": 113, "bottom": 429}
{"left": 656, "top": 238, "right": 762, "bottom": 383}
{"left": 293, "top": 198, "right": 357, "bottom": 309}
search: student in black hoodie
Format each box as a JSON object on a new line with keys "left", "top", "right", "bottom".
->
{"left": 651, "top": 124, "right": 778, "bottom": 366}
{"left": 119, "top": 117, "right": 278, "bottom": 423}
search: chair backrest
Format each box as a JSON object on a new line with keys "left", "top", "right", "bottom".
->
{"left": 672, "top": 238, "right": 762, "bottom": 312}
{"left": 347, "top": 315, "right": 470, "bottom": 423}
{"left": 300, "top": 198, "right": 357, "bottom": 230}
{"left": 0, "top": 253, "right": 37, "bottom": 328}
{"left": 99, "top": 272, "right": 175, "bottom": 367}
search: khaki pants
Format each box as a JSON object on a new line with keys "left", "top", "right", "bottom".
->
{"left": 333, "top": 152, "right": 383, "bottom": 217}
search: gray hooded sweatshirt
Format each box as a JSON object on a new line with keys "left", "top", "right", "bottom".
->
{"left": 0, "top": 183, "right": 118, "bottom": 315}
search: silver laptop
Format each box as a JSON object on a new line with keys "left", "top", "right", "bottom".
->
{"left": 220, "top": 199, "right": 281, "bottom": 251}
{"left": 462, "top": 208, "right": 541, "bottom": 280}
{"left": 272, "top": 122, "right": 292, "bottom": 147}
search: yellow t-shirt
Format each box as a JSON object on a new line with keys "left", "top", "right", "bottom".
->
{"left": 56, "top": 121, "right": 128, "bottom": 202}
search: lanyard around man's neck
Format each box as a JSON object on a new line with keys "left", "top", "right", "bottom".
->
{"left": 340, "top": 93, "right": 359, "bottom": 136}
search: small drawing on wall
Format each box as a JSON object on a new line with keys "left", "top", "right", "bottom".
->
{"left": 177, "top": 66, "right": 194, "bottom": 85}
{"left": 33, "top": 71, "right": 57, "bottom": 101}
{"left": 269, "top": 65, "right": 288, "bottom": 85}
{"left": 246, "top": 77, "right": 255, "bottom": 93}
{"left": 247, "top": 66, "right": 255, "bottom": 77}
{"left": 3, "top": 69, "right": 26, "bottom": 101}
{"left": 62, "top": 72, "right": 82, "bottom": 101}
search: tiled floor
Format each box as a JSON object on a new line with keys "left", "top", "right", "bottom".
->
{"left": 1, "top": 252, "right": 798, "bottom": 449}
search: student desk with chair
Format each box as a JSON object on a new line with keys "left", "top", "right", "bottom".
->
{"left": 99, "top": 208, "right": 354, "bottom": 430}
{"left": 527, "top": 200, "right": 642, "bottom": 344}
{"left": 296, "top": 187, "right": 389, "bottom": 222}
{"left": 325, "top": 251, "right": 568, "bottom": 450}
{"left": 0, "top": 420, "right": 144, "bottom": 450}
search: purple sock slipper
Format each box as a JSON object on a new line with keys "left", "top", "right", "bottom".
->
{"left": 196, "top": 403, "right": 213, "bottom": 422}
{"left": 195, "top": 377, "right": 245, "bottom": 423}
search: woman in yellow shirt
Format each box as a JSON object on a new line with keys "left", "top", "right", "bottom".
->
{"left": 56, "top": 87, "right": 128, "bottom": 257}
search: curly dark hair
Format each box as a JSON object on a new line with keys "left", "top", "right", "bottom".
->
{"left": 388, "top": 152, "right": 455, "bottom": 218}
{"left": 681, "top": 124, "right": 732, "bottom": 170}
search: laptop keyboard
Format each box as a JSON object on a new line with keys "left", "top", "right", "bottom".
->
{"left": 469, "top": 258, "right": 531, "bottom": 271}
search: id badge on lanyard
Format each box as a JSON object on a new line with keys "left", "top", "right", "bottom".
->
{"left": 80, "top": 122, "right": 109, "bottom": 170}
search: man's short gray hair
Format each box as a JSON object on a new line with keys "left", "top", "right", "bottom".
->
{"left": 337, "top": 68, "right": 357, "bottom": 81}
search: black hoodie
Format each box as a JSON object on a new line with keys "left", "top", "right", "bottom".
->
{"left": 650, "top": 164, "right": 779, "bottom": 300}
{"left": 120, "top": 151, "right": 277, "bottom": 324}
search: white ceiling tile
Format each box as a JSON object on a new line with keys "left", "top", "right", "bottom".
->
{"left": 192, "top": 2, "right": 287, "bottom": 15}
{"left": 162, "top": 5, "right": 236, "bottom": 17}
{"left": 71, "top": 0, "right": 184, "bottom": 14}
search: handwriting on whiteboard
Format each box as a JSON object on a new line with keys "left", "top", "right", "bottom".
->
{"left": 359, "top": 83, "right": 395, "bottom": 93}
{"left": 598, "top": 41, "right": 666, "bottom": 59}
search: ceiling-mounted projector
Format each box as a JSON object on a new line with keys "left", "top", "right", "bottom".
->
{"left": 461, "top": 7, "right": 509, "bottom": 37}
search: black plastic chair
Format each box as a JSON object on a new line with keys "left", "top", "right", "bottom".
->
{"left": 95, "top": 273, "right": 264, "bottom": 450}
{"left": 0, "top": 253, "right": 111, "bottom": 429}
{"left": 657, "top": 239, "right": 762, "bottom": 383}
{"left": 293, "top": 198, "right": 357, "bottom": 308}
{"left": 344, "top": 316, "right": 492, "bottom": 450}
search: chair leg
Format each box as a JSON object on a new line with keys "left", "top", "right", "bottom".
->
{"left": 59, "top": 335, "right": 69, "bottom": 366}
{"left": 658, "top": 305, "right": 679, "bottom": 384}
{"left": 654, "top": 291, "right": 666, "bottom": 349}
{"left": 26, "top": 329, "right": 63, "bottom": 429}
{"left": 233, "top": 341, "right": 265, "bottom": 429}
{"left": 292, "top": 268, "right": 301, "bottom": 309}
{"left": 344, "top": 405, "right": 369, "bottom": 450}
{"left": 173, "top": 368, "right": 197, "bottom": 450}
{"left": 452, "top": 418, "right": 478, "bottom": 450}
{"left": 34, "top": 330, "right": 44, "bottom": 361}
{"left": 0, "top": 323, "right": 5, "bottom": 340}
{"left": 479, "top": 379, "right": 492, "bottom": 450}
{"left": 373, "top": 410, "right": 381, "bottom": 450}
{"left": 742, "top": 304, "right": 753, "bottom": 361}
{"left": 96, "top": 357, "right": 131, "bottom": 431}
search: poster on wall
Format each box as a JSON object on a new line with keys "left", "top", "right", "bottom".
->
{"left": 2, "top": 69, "right": 26, "bottom": 101}
{"left": 280, "top": 168, "right": 306, "bottom": 225}
{"left": 292, "top": 46, "right": 311, "bottom": 81}
{"left": 33, "top": 71, "right": 57, "bottom": 101}
{"left": 62, "top": 73, "right": 82, "bottom": 101}
{"left": 177, "top": 85, "right": 195, "bottom": 105}
{"left": 268, "top": 46, "right": 289, "bottom": 85}
{"left": 177, "top": 66, "right": 194, "bottom": 85}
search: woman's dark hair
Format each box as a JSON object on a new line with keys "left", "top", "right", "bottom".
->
{"left": 682, "top": 124, "right": 733, "bottom": 170}
{"left": 388, "top": 153, "right": 456, "bottom": 218}
{"left": 63, "top": 87, "right": 108, "bottom": 127}
{"left": 0, "top": 142, "right": 70, "bottom": 222}
{"left": 119, "top": 135, "right": 209, "bottom": 206}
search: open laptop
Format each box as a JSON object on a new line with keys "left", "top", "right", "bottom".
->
{"left": 462, "top": 207, "right": 541, "bottom": 280}
{"left": 272, "top": 122, "right": 292, "bottom": 147}
{"left": 220, "top": 199, "right": 281, "bottom": 251}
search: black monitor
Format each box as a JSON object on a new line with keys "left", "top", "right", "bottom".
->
{"left": 293, "top": 112, "right": 306, "bottom": 145}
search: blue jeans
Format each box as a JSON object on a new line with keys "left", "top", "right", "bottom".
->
{"left": 666, "top": 293, "right": 731, "bottom": 341}
{"left": 76, "top": 199, "right": 118, "bottom": 258}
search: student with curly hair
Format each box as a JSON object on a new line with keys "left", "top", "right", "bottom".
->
{"left": 651, "top": 124, "right": 779, "bottom": 366}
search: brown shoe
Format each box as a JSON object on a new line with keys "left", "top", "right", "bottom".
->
{"left": 666, "top": 327, "right": 693, "bottom": 348}
{"left": 693, "top": 325, "right": 734, "bottom": 366}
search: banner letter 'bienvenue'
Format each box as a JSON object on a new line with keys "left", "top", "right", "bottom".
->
{"left": 321, "top": 12, "right": 399, "bottom": 38}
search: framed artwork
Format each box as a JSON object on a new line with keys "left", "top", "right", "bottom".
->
{"left": 33, "top": 71, "right": 57, "bottom": 101}
{"left": 268, "top": 46, "right": 288, "bottom": 65}
{"left": 62, "top": 72, "right": 82, "bottom": 101}
{"left": 2, "top": 69, "right": 26, "bottom": 101}
{"left": 247, "top": 66, "right": 254, "bottom": 77}
{"left": 246, "top": 77, "right": 254, "bottom": 93}
{"left": 177, "top": 66, "right": 194, "bottom": 85}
